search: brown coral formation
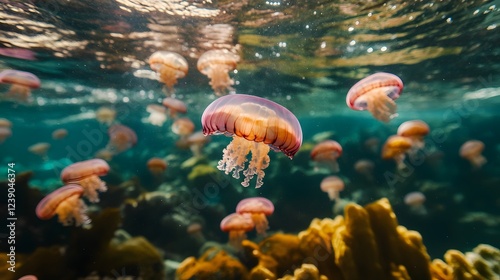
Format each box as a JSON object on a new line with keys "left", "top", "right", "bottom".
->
{"left": 176, "top": 198, "right": 500, "bottom": 280}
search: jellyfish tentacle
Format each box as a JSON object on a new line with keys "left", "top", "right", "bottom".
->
{"left": 242, "top": 142, "right": 270, "bottom": 188}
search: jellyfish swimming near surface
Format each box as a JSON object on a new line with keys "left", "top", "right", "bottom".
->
{"left": 236, "top": 197, "right": 274, "bottom": 235}
{"left": 148, "top": 51, "right": 188, "bottom": 96}
{"left": 459, "top": 140, "right": 487, "bottom": 169}
{"left": 0, "top": 69, "right": 40, "bottom": 101}
{"left": 346, "top": 72, "right": 403, "bottom": 122}
{"left": 95, "top": 106, "right": 116, "bottom": 125}
{"left": 106, "top": 124, "right": 137, "bottom": 154}
{"left": 397, "top": 120, "right": 430, "bottom": 150}
{"left": 60, "top": 158, "right": 110, "bottom": 203}
{"left": 197, "top": 49, "right": 240, "bottom": 96}
{"left": 381, "top": 135, "right": 413, "bottom": 170}
{"left": 201, "top": 94, "right": 302, "bottom": 188}
{"left": 310, "top": 140, "right": 343, "bottom": 173}
{"left": 36, "top": 184, "right": 90, "bottom": 227}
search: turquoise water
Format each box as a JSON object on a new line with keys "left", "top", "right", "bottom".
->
{"left": 1, "top": 0, "right": 500, "bottom": 279}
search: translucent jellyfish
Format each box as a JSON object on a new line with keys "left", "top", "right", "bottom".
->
{"left": 364, "top": 137, "right": 380, "bottom": 154}
{"left": 28, "top": 142, "right": 50, "bottom": 161}
{"left": 197, "top": 49, "right": 240, "bottom": 96}
{"left": 404, "top": 191, "right": 427, "bottom": 215}
{"left": 397, "top": 120, "right": 430, "bottom": 150}
{"left": 459, "top": 140, "right": 487, "bottom": 169}
{"left": 95, "top": 148, "right": 114, "bottom": 161}
{"left": 310, "top": 140, "right": 343, "bottom": 173}
{"left": 149, "top": 51, "right": 188, "bottom": 95}
{"left": 147, "top": 157, "right": 168, "bottom": 175}
{"left": 354, "top": 159, "right": 375, "bottom": 182}
{"left": 346, "top": 72, "right": 404, "bottom": 122}
{"left": 187, "top": 222, "right": 206, "bottom": 243}
{"left": 162, "top": 97, "right": 187, "bottom": 118}
{"left": 320, "top": 176, "right": 344, "bottom": 202}
{"left": 381, "top": 135, "right": 413, "bottom": 170}
{"left": 172, "top": 117, "right": 195, "bottom": 138}
{"left": 106, "top": 124, "right": 137, "bottom": 154}
{"left": 236, "top": 197, "right": 274, "bottom": 235}
{"left": 52, "top": 128, "right": 68, "bottom": 140}
{"left": 95, "top": 106, "right": 116, "bottom": 125}
{"left": 146, "top": 104, "right": 167, "bottom": 126}
{"left": 0, "top": 69, "right": 40, "bottom": 101}
{"left": 0, "top": 118, "right": 12, "bottom": 143}
{"left": 60, "top": 158, "right": 110, "bottom": 203}
{"left": 36, "top": 184, "right": 90, "bottom": 227}
{"left": 187, "top": 131, "right": 210, "bottom": 158}
{"left": 202, "top": 94, "right": 303, "bottom": 188}
{"left": 220, "top": 213, "right": 255, "bottom": 250}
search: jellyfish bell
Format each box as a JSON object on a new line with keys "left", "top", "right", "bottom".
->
{"left": 346, "top": 72, "right": 403, "bottom": 122}
{"left": 404, "top": 191, "right": 427, "bottom": 215}
{"left": 220, "top": 213, "right": 255, "bottom": 250}
{"left": 197, "top": 49, "right": 240, "bottom": 96}
{"left": 172, "top": 117, "right": 195, "bottom": 138}
{"left": 35, "top": 184, "right": 90, "bottom": 227}
{"left": 0, "top": 127, "right": 12, "bottom": 143}
{"left": 354, "top": 159, "right": 375, "bottom": 181}
{"left": 162, "top": 97, "right": 187, "bottom": 118}
{"left": 310, "top": 140, "right": 343, "bottom": 173}
{"left": 146, "top": 104, "right": 167, "bottom": 126}
{"left": 95, "top": 106, "right": 116, "bottom": 125}
{"left": 147, "top": 157, "right": 168, "bottom": 175}
{"left": 459, "top": 140, "right": 487, "bottom": 169}
{"left": 52, "top": 128, "right": 68, "bottom": 140}
{"left": 381, "top": 135, "right": 413, "bottom": 170}
{"left": 202, "top": 94, "right": 302, "bottom": 188}
{"left": 236, "top": 197, "right": 274, "bottom": 235}
{"left": 60, "top": 159, "right": 110, "bottom": 203}
{"left": 28, "top": 142, "right": 50, "bottom": 160}
{"left": 148, "top": 51, "right": 188, "bottom": 95}
{"left": 320, "top": 176, "right": 345, "bottom": 202}
{"left": 107, "top": 124, "right": 137, "bottom": 154}
{"left": 397, "top": 120, "right": 430, "bottom": 150}
{"left": 0, "top": 69, "right": 40, "bottom": 101}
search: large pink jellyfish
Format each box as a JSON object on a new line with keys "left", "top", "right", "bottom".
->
{"left": 107, "top": 124, "right": 137, "bottom": 154}
{"left": 459, "top": 140, "right": 486, "bottom": 169}
{"left": 36, "top": 184, "right": 90, "bottom": 227}
{"left": 236, "top": 197, "right": 274, "bottom": 235}
{"left": 0, "top": 69, "right": 40, "bottom": 101}
{"left": 197, "top": 49, "right": 240, "bottom": 96}
{"left": 346, "top": 72, "right": 403, "bottom": 122}
{"left": 220, "top": 213, "right": 255, "bottom": 250}
{"left": 149, "top": 51, "right": 188, "bottom": 95}
{"left": 60, "top": 159, "right": 110, "bottom": 202}
{"left": 310, "top": 140, "right": 342, "bottom": 173}
{"left": 202, "top": 94, "right": 302, "bottom": 188}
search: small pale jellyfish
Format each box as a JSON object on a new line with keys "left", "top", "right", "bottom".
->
{"left": 162, "top": 97, "right": 187, "bottom": 118}
{"left": 107, "top": 124, "right": 137, "bottom": 154}
{"left": 397, "top": 120, "right": 430, "bottom": 150}
{"left": 320, "top": 176, "right": 345, "bottom": 202}
{"left": 220, "top": 213, "right": 255, "bottom": 250}
{"left": 147, "top": 157, "right": 168, "bottom": 175}
{"left": 52, "top": 128, "right": 68, "bottom": 140}
{"left": 187, "top": 131, "right": 210, "bottom": 158}
{"left": 36, "top": 184, "right": 90, "bottom": 227}
{"left": 149, "top": 51, "right": 188, "bottom": 95}
{"left": 354, "top": 159, "right": 375, "bottom": 182}
{"left": 459, "top": 140, "right": 487, "bottom": 169}
{"left": 197, "top": 49, "right": 240, "bottom": 96}
{"left": 60, "top": 158, "right": 110, "bottom": 203}
{"left": 346, "top": 72, "right": 404, "bottom": 122}
{"left": 172, "top": 117, "right": 195, "bottom": 139}
{"left": 28, "top": 142, "right": 50, "bottom": 161}
{"left": 381, "top": 135, "right": 413, "bottom": 170}
{"left": 236, "top": 197, "right": 274, "bottom": 235}
{"left": 202, "top": 94, "right": 302, "bottom": 188}
{"left": 310, "top": 140, "right": 343, "bottom": 173}
{"left": 95, "top": 148, "right": 114, "bottom": 161}
{"left": 364, "top": 137, "right": 380, "bottom": 154}
{"left": 146, "top": 104, "right": 167, "bottom": 126}
{"left": 95, "top": 106, "right": 116, "bottom": 125}
{"left": 0, "top": 118, "right": 12, "bottom": 143}
{"left": 187, "top": 222, "right": 206, "bottom": 244}
{"left": 404, "top": 191, "right": 427, "bottom": 215}
{"left": 0, "top": 69, "right": 40, "bottom": 101}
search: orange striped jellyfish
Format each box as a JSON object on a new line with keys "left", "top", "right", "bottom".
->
{"left": 60, "top": 159, "right": 110, "bottom": 203}
{"left": 197, "top": 49, "right": 240, "bottom": 96}
{"left": 320, "top": 176, "right": 344, "bottom": 202}
{"left": 202, "top": 94, "right": 302, "bottom": 188}
{"left": 162, "top": 97, "right": 187, "bottom": 118}
{"left": 397, "top": 120, "right": 430, "bottom": 150}
{"left": 220, "top": 213, "right": 255, "bottom": 250}
{"left": 0, "top": 69, "right": 40, "bottom": 101}
{"left": 459, "top": 140, "right": 486, "bottom": 169}
{"left": 381, "top": 135, "right": 413, "bottom": 170}
{"left": 236, "top": 197, "right": 274, "bottom": 235}
{"left": 147, "top": 157, "right": 168, "bottom": 175}
{"left": 346, "top": 72, "right": 403, "bottom": 122}
{"left": 148, "top": 51, "right": 188, "bottom": 95}
{"left": 106, "top": 124, "right": 137, "bottom": 154}
{"left": 36, "top": 184, "right": 90, "bottom": 226}
{"left": 310, "top": 140, "right": 342, "bottom": 173}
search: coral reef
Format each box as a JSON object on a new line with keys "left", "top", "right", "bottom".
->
{"left": 176, "top": 198, "right": 500, "bottom": 280}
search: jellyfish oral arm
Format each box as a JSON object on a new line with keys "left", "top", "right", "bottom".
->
{"left": 242, "top": 142, "right": 270, "bottom": 188}
{"left": 364, "top": 89, "right": 398, "bottom": 122}
{"left": 56, "top": 196, "right": 90, "bottom": 226}
{"left": 207, "top": 65, "right": 234, "bottom": 96}
{"left": 217, "top": 136, "right": 251, "bottom": 179}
